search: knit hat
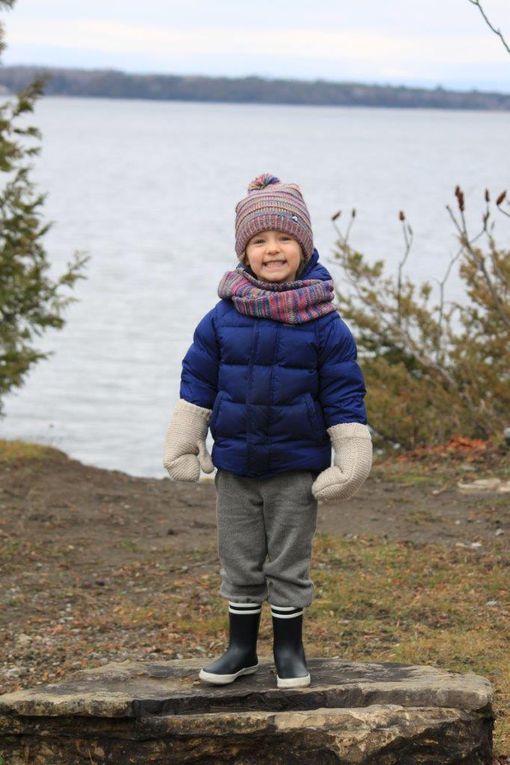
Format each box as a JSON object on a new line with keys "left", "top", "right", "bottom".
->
{"left": 235, "top": 173, "right": 314, "bottom": 262}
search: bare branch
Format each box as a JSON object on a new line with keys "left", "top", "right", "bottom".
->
{"left": 332, "top": 218, "right": 459, "bottom": 389}
{"left": 436, "top": 244, "right": 463, "bottom": 355}
{"left": 467, "top": 0, "right": 510, "bottom": 54}
{"left": 397, "top": 211, "right": 413, "bottom": 326}
{"left": 448, "top": 187, "right": 510, "bottom": 331}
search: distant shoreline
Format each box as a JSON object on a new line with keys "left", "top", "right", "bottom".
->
{"left": 1, "top": 65, "right": 510, "bottom": 111}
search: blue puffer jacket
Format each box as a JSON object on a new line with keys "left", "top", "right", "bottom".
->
{"left": 180, "top": 249, "right": 367, "bottom": 479}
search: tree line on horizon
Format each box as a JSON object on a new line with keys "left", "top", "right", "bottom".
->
{"left": 1, "top": 65, "right": 510, "bottom": 110}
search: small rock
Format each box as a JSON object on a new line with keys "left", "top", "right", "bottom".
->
{"left": 16, "top": 634, "right": 31, "bottom": 646}
{"left": 495, "top": 529, "right": 505, "bottom": 536}
{"left": 457, "top": 478, "right": 501, "bottom": 493}
{"left": 3, "top": 667, "right": 20, "bottom": 677}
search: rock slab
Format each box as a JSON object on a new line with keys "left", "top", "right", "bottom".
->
{"left": 0, "top": 658, "right": 494, "bottom": 764}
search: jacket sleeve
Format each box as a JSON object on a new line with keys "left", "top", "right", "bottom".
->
{"left": 317, "top": 315, "right": 368, "bottom": 428}
{"left": 179, "top": 308, "right": 219, "bottom": 409}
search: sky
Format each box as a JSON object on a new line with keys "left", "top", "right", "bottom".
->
{"left": 2, "top": 0, "right": 510, "bottom": 92}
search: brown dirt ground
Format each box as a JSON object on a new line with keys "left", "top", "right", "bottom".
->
{"left": 0, "top": 446, "right": 508, "bottom": 694}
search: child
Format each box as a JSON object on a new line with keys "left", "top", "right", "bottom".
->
{"left": 164, "top": 173, "right": 372, "bottom": 688}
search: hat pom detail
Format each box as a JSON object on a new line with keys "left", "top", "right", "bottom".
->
{"left": 248, "top": 173, "right": 280, "bottom": 192}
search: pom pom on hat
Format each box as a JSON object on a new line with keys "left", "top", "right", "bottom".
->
{"left": 235, "top": 172, "right": 314, "bottom": 262}
{"left": 247, "top": 173, "right": 280, "bottom": 192}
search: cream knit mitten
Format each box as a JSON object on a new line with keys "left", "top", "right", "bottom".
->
{"left": 311, "top": 423, "right": 372, "bottom": 502}
{"left": 163, "top": 399, "right": 214, "bottom": 482}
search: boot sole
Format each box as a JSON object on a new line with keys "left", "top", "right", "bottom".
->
{"left": 199, "top": 664, "right": 259, "bottom": 685}
{"left": 277, "top": 673, "right": 311, "bottom": 688}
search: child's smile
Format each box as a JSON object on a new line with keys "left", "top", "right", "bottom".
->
{"left": 245, "top": 230, "right": 303, "bottom": 283}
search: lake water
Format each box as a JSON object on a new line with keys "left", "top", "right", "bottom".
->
{"left": 1, "top": 97, "right": 509, "bottom": 477}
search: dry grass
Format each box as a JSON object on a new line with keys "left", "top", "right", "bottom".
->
{"left": 309, "top": 534, "right": 510, "bottom": 756}
{"left": 1, "top": 434, "right": 508, "bottom": 756}
{"left": 0, "top": 438, "right": 65, "bottom": 462}
{"left": 373, "top": 436, "right": 510, "bottom": 487}
{"left": 2, "top": 531, "right": 508, "bottom": 755}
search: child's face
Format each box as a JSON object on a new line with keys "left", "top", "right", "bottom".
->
{"left": 244, "top": 230, "right": 303, "bottom": 283}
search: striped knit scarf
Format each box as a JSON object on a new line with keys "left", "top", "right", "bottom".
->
{"left": 218, "top": 266, "right": 336, "bottom": 325}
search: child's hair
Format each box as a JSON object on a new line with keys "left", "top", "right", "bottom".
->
{"left": 235, "top": 173, "right": 314, "bottom": 266}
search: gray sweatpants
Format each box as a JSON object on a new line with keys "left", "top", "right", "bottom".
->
{"left": 215, "top": 469, "right": 318, "bottom": 608}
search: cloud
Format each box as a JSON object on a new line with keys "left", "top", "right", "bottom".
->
{"left": 5, "top": 17, "right": 508, "bottom": 68}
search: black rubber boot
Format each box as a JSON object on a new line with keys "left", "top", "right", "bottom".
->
{"left": 199, "top": 602, "right": 261, "bottom": 685}
{"left": 271, "top": 605, "right": 310, "bottom": 688}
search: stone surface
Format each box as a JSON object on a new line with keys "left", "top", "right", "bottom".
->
{"left": 458, "top": 477, "right": 510, "bottom": 494}
{"left": 0, "top": 658, "right": 494, "bottom": 764}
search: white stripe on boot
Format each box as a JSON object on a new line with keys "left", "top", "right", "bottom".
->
{"left": 229, "top": 601, "right": 262, "bottom": 615}
{"left": 271, "top": 605, "right": 303, "bottom": 619}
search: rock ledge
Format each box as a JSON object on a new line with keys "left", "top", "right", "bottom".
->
{"left": 0, "top": 658, "right": 494, "bottom": 764}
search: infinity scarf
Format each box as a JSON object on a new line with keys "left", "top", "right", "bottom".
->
{"left": 218, "top": 266, "right": 336, "bottom": 325}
